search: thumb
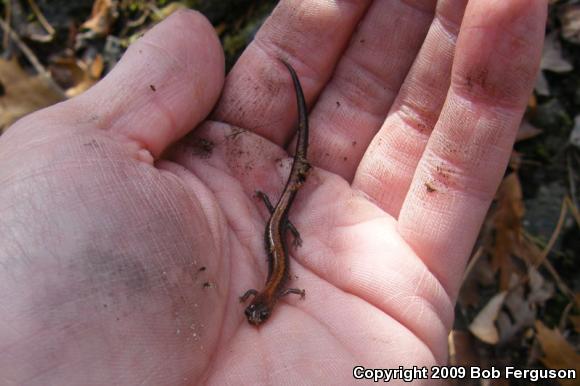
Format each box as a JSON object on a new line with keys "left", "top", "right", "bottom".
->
{"left": 81, "top": 9, "right": 225, "bottom": 157}
{"left": 7, "top": 10, "right": 224, "bottom": 159}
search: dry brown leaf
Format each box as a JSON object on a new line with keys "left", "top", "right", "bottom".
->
{"left": 570, "top": 316, "right": 580, "bottom": 333}
{"left": 152, "top": 2, "right": 188, "bottom": 21}
{"left": 49, "top": 56, "right": 84, "bottom": 89}
{"left": 448, "top": 330, "right": 480, "bottom": 367}
{"left": 458, "top": 274, "right": 480, "bottom": 309}
{"left": 469, "top": 291, "right": 507, "bottom": 344}
{"left": 491, "top": 173, "right": 525, "bottom": 289}
{"left": 81, "top": 0, "right": 118, "bottom": 36}
{"left": 560, "top": 4, "right": 580, "bottom": 44}
{"left": 509, "top": 150, "right": 523, "bottom": 171}
{"left": 535, "top": 71, "right": 550, "bottom": 96}
{"left": 535, "top": 321, "right": 580, "bottom": 386}
{"left": 516, "top": 120, "right": 543, "bottom": 142}
{"left": 528, "top": 93, "right": 537, "bottom": 111}
{"left": 0, "top": 58, "right": 64, "bottom": 129}
{"left": 572, "top": 295, "right": 580, "bottom": 333}
{"left": 495, "top": 267, "right": 554, "bottom": 344}
{"left": 497, "top": 284, "right": 534, "bottom": 343}
{"left": 528, "top": 266, "right": 555, "bottom": 305}
{"left": 65, "top": 55, "right": 104, "bottom": 97}
{"left": 541, "top": 32, "right": 573, "bottom": 73}
{"left": 50, "top": 54, "right": 104, "bottom": 97}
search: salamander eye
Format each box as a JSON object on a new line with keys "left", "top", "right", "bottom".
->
{"left": 244, "top": 304, "right": 256, "bottom": 318}
{"left": 259, "top": 309, "right": 270, "bottom": 321}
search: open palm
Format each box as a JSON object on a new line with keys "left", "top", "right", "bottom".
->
{"left": 0, "top": 1, "right": 546, "bottom": 384}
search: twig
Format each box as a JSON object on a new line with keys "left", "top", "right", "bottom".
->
{"left": 462, "top": 245, "right": 484, "bottom": 283}
{"left": 542, "top": 258, "right": 575, "bottom": 300}
{"left": 3, "top": 0, "right": 12, "bottom": 51}
{"left": 523, "top": 231, "right": 566, "bottom": 258}
{"left": 0, "top": 17, "right": 46, "bottom": 75}
{"left": 558, "top": 299, "right": 575, "bottom": 331}
{"left": 126, "top": 8, "right": 151, "bottom": 28}
{"left": 525, "top": 195, "right": 575, "bottom": 301}
{"left": 568, "top": 152, "right": 578, "bottom": 208}
{"left": 26, "top": 0, "right": 55, "bottom": 42}
{"left": 535, "top": 196, "right": 568, "bottom": 266}
{"left": 565, "top": 195, "right": 580, "bottom": 228}
{"left": 0, "top": 17, "right": 64, "bottom": 97}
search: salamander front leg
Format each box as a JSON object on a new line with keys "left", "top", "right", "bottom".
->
{"left": 281, "top": 288, "right": 306, "bottom": 299}
{"left": 255, "top": 190, "right": 302, "bottom": 246}
{"left": 239, "top": 289, "right": 258, "bottom": 303}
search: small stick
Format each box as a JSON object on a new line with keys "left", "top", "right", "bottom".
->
{"left": 26, "top": 0, "right": 55, "bottom": 42}
{"left": 0, "top": 17, "right": 64, "bottom": 97}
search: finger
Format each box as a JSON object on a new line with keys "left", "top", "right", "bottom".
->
{"left": 70, "top": 10, "right": 224, "bottom": 158}
{"left": 397, "top": 0, "right": 546, "bottom": 298}
{"left": 353, "top": 0, "right": 467, "bottom": 216}
{"left": 213, "top": 0, "right": 371, "bottom": 145}
{"left": 304, "top": 0, "right": 439, "bottom": 180}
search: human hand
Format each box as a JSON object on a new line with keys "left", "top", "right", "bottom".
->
{"left": 0, "top": 1, "right": 546, "bottom": 384}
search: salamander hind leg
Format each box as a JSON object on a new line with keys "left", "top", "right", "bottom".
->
{"left": 255, "top": 190, "right": 302, "bottom": 246}
{"left": 281, "top": 288, "right": 306, "bottom": 299}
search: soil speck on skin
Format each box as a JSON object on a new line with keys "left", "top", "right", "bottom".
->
{"left": 190, "top": 137, "right": 215, "bottom": 158}
{"left": 425, "top": 182, "right": 436, "bottom": 193}
{"left": 202, "top": 282, "right": 213, "bottom": 289}
{"left": 227, "top": 128, "right": 246, "bottom": 140}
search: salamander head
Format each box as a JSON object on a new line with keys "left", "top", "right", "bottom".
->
{"left": 245, "top": 299, "right": 272, "bottom": 326}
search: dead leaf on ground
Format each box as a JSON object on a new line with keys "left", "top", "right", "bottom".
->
{"left": 509, "top": 150, "right": 524, "bottom": 172}
{"left": 0, "top": 58, "right": 64, "bottom": 130}
{"left": 51, "top": 55, "right": 104, "bottom": 98}
{"left": 51, "top": 55, "right": 104, "bottom": 97}
{"left": 491, "top": 173, "right": 525, "bottom": 289}
{"left": 469, "top": 291, "right": 508, "bottom": 344}
{"left": 570, "top": 315, "right": 580, "bottom": 333}
{"left": 528, "top": 266, "right": 555, "bottom": 305}
{"left": 516, "top": 120, "right": 543, "bottom": 142}
{"left": 448, "top": 330, "right": 480, "bottom": 367}
{"left": 559, "top": 4, "right": 580, "bottom": 44}
{"left": 528, "top": 93, "right": 537, "bottom": 112}
{"left": 497, "top": 295, "right": 533, "bottom": 344}
{"left": 571, "top": 294, "right": 580, "bottom": 333}
{"left": 535, "top": 71, "right": 550, "bottom": 96}
{"left": 535, "top": 321, "right": 580, "bottom": 386}
{"left": 80, "top": 0, "right": 118, "bottom": 37}
{"left": 541, "top": 32, "right": 573, "bottom": 73}
{"left": 152, "top": 2, "right": 188, "bottom": 21}
{"left": 496, "top": 267, "right": 555, "bottom": 344}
